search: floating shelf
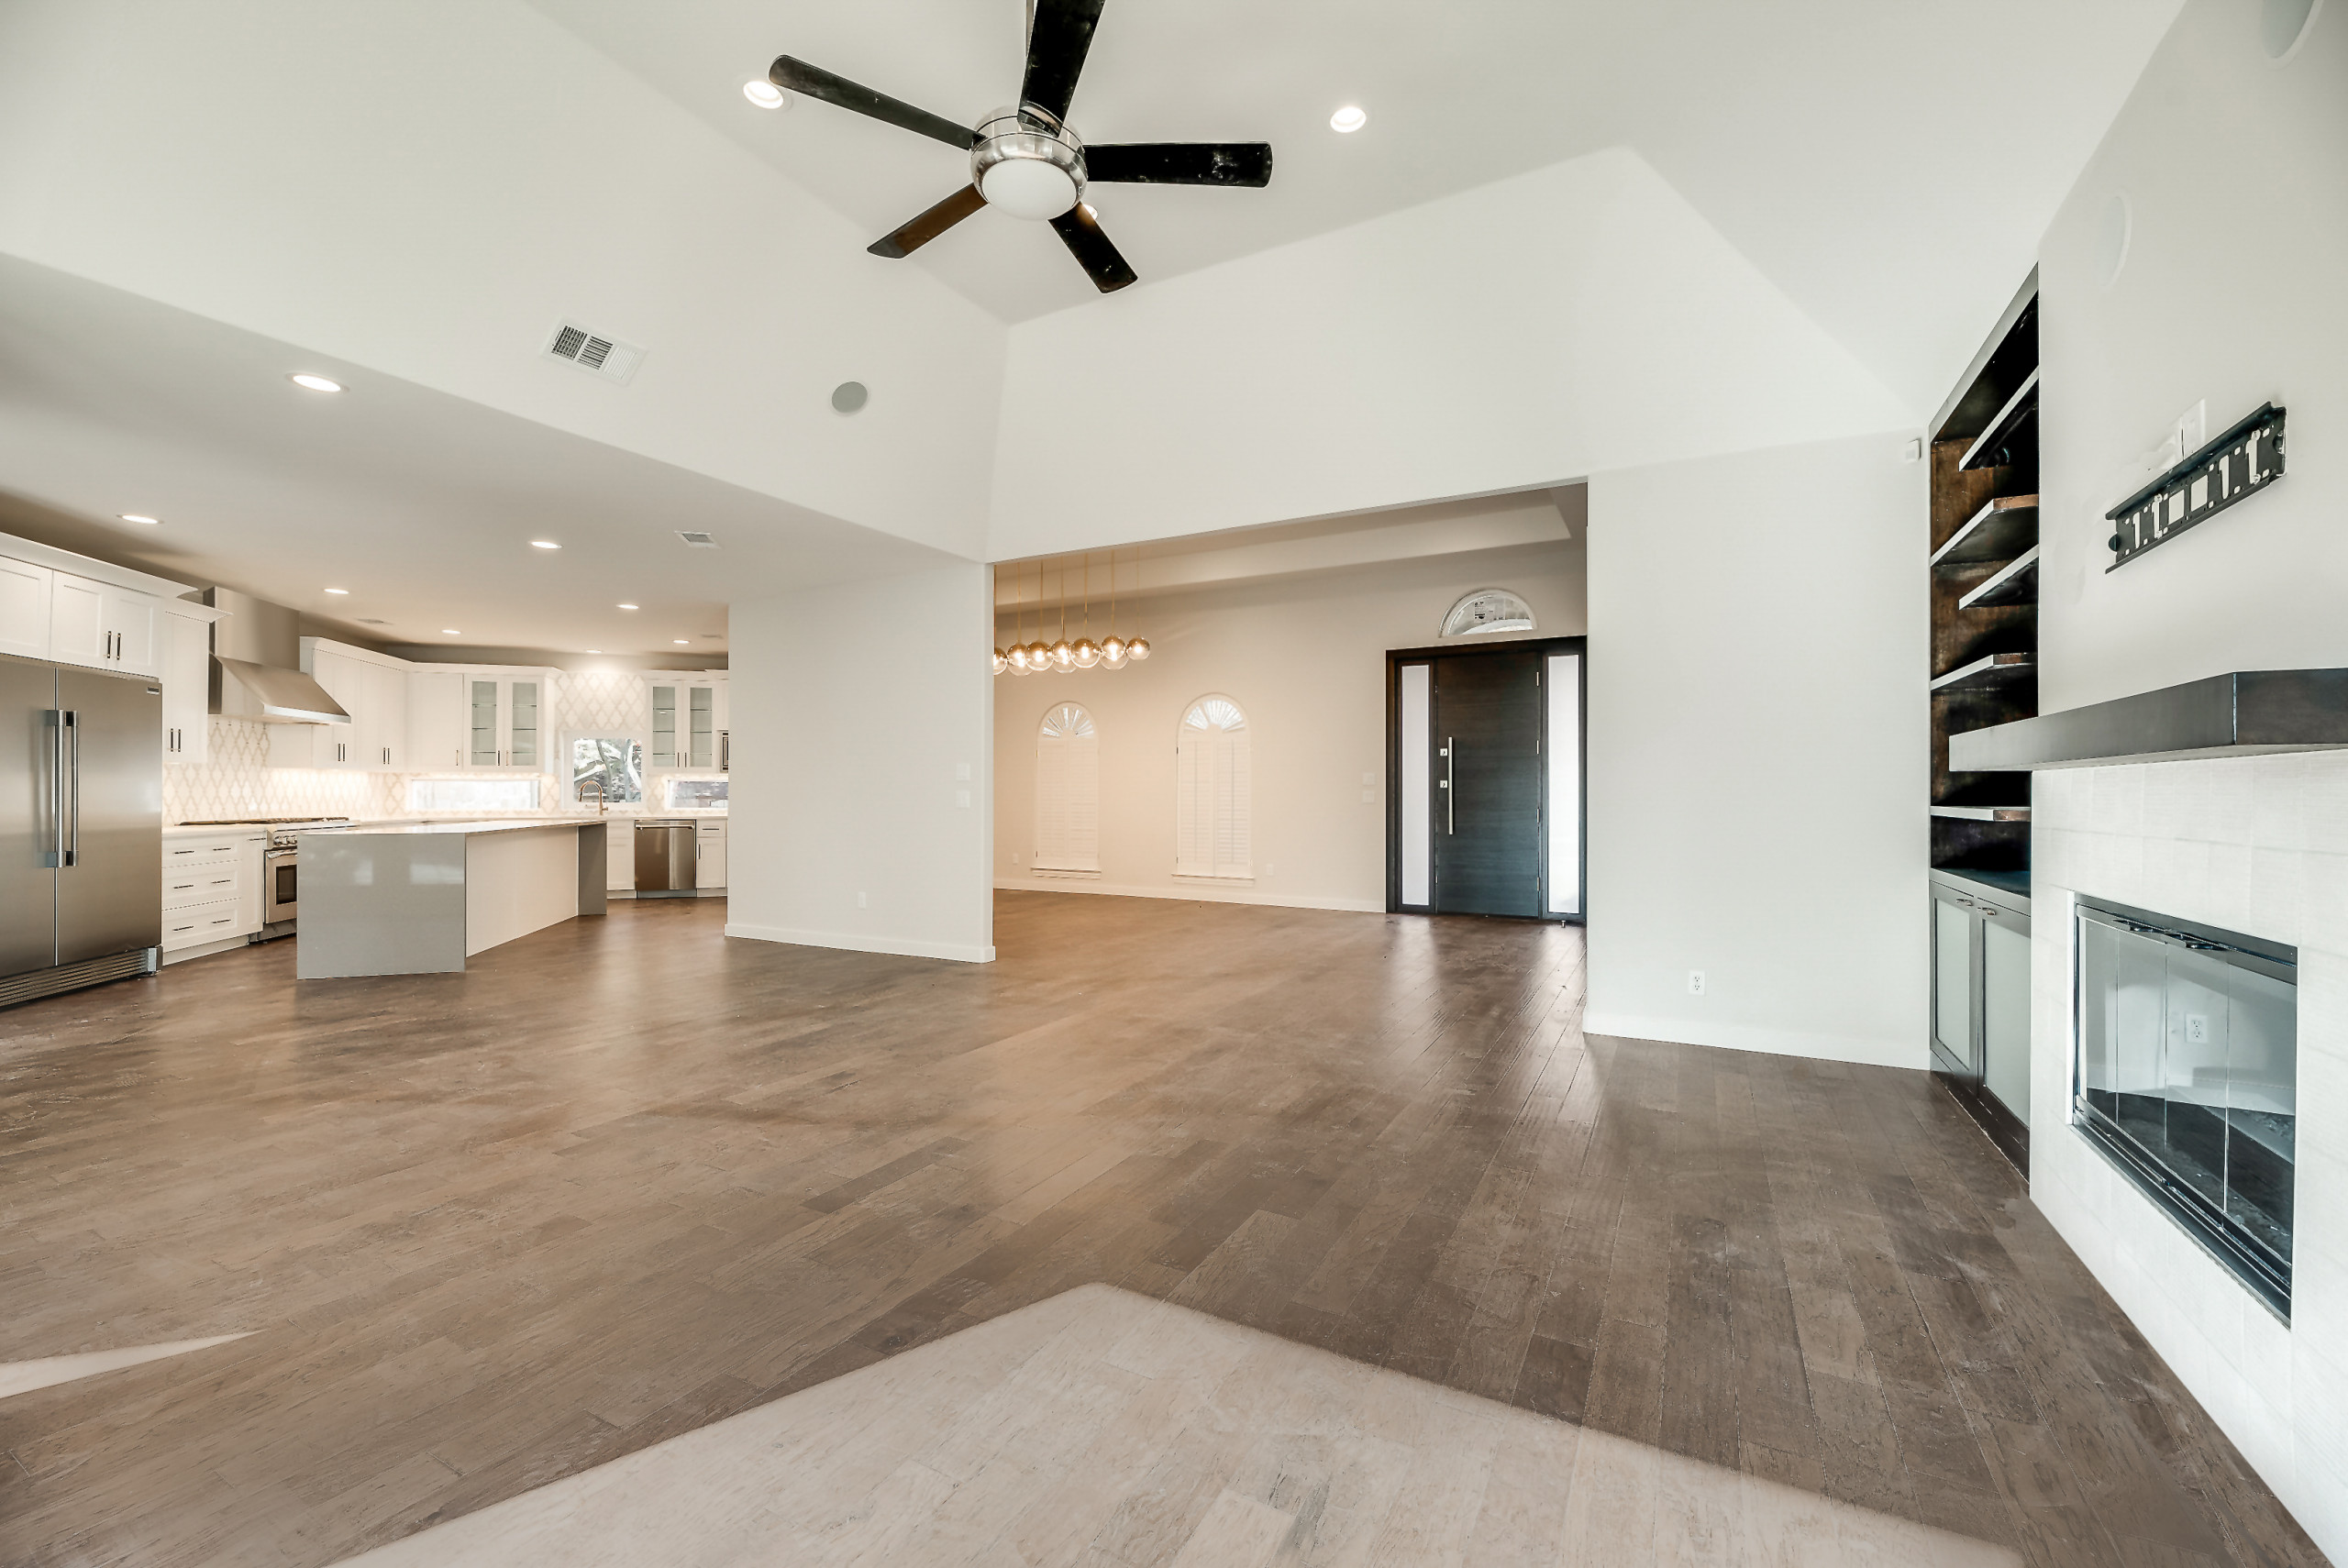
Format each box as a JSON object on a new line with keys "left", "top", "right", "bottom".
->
{"left": 1932, "top": 494, "right": 2040, "bottom": 569}
{"left": 1932, "top": 651, "right": 2034, "bottom": 692}
{"left": 1960, "top": 368, "right": 2040, "bottom": 471}
{"left": 1959, "top": 547, "right": 2040, "bottom": 611}
{"left": 1950, "top": 668, "right": 2348, "bottom": 770}
{"left": 1931, "top": 803, "right": 2031, "bottom": 823}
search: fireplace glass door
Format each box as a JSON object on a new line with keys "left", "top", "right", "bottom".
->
{"left": 2075, "top": 900, "right": 2296, "bottom": 1314}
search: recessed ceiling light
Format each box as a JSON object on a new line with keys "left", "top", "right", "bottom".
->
{"left": 530, "top": 539, "right": 561, "bottom": 550}
{"left": 617, "top": 603, "right": 639, "bottom": 611}
{"left": 586, "top": 649, "right": 602, "bottom": 655}
{"left": 673, "top": 639, "right": 690, "bottom": 645}
{"left": 324, "top": 587, "right": 349, "bottom": 595}
{"left": 118, "top": 513, "right": 161, "bottom": 525}
{"left": 289, "top": 373, "right": 344, "bottom": 393}
{"left": 1330, "top": 105, "right": 1367, "bottom": 134}
{"left": 442, "top": 628, "right": 460, "bottom": 635}
{"left": 743, "top": 79, "right": 786, "bottom": 109}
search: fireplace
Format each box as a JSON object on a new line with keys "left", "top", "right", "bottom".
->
{"left": 2074, "top": 897, "right": 2297, "bottom": 1315}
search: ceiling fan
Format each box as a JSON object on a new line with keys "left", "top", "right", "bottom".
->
{"left": 769, "top": 0, "right": 1272, "bottom": 293}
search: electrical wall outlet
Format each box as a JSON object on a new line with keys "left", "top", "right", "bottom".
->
{"left": 1688, "top": 970, "right": 1706, "bottom": 996}
{"left": 956, "top": 761, "right": 971, "bottom": 782}
{"left": 2185, "top": 1013, "right": 2210, "bottom": 1045}
{"left": 1264, "top": 862, "right": 1275, "bottom": 877}
{"left": 857, "top": 890, "right": 868, "bottom": 910}
{"left": 955, "top": 790, "right": 970, "bottom": 809}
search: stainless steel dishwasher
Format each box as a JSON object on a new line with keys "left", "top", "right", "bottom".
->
{"left": 633, "top": 819, "right": 697, "bottom": 897}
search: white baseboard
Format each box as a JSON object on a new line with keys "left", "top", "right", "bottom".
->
{"left": 1580, "top": 1010, "right": 1925, "bottom": 1070}
{"left": 994, "top": 879, "right": 1382, "bottom": 914}
{"left": 723, "top": 922, "right": 995, "bottom": 964}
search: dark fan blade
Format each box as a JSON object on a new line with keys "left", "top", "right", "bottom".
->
{"left": 1084, "top": 142, "right": 1273, "bottom": 187}
{"left": 868, "top": 185, "right": 987, "bottom": 259}
{"left": 1020, "top": 0, "right": 1106, "bottom": 123}
{"left": 1048, "top": 203, "right": 1136, "bottom": 293}
{"left": 769, "top": 56, "right": 974, "bottom": 149}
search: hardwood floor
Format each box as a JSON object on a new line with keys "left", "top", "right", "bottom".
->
{"left": 0, "top": 892, "right": 2326, "bottom": 1566}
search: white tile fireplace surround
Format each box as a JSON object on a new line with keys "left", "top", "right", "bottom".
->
{"left": 2032, "top": 753, "right": 2348, "bottom": 1557}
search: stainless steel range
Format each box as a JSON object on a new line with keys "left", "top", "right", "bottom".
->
{"left": 174, "top": 818, "right": 350, "bottom": 935}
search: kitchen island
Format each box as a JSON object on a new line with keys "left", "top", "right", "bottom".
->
{"left": 295, "top": 820, "right": 607, "bottom": 978}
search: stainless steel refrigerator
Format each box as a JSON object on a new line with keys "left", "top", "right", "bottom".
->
{"left": 1, "top": 652, "right": 162, "bottom": 1008}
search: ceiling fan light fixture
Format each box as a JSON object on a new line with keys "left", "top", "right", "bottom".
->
{"left": 1330, "top": 105, "right": 1368, "bottom": 133}
{"left": 978, "top": 150, "right": 1080, "bottom": 219}
{"left": 743, "top": 79, "right": 786, "bottom": 108}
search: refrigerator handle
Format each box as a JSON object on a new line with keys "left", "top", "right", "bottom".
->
{"left": 41, "top": 710, "right": 62, "bottom": 868}
{"left": 64, "top": 709, "right": 81, "bottom": 867}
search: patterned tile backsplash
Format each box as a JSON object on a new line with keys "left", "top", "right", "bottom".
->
{"left": 163, "top": 666, "right": 724, "bottom": 824}
{"left": 163, "top": 718, "right": 411, "bottom": 823}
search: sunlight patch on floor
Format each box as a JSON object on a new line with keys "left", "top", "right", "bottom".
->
{"left": 332, "top": 1286, "right": 2014, "bottom": 1567}
{"left": 0, "top": 1333, "right": 254, "bottom": 1401}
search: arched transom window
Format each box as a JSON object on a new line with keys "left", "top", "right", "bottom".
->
{"left": 1175, "top": 695, "right": 1251, "bottom": 879}
{"left": 1035, "top": 702, "right": 1099, "bottom": 872}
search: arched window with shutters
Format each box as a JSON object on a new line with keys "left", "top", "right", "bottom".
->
{"left": 1175, "top": 695, "right": 1251, "bottom": 879}
{"left": 1035, "top": 702, "right": 1100, "bottom": 872}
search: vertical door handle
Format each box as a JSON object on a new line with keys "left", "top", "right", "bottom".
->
{"left": 64, "top": 710, "right": 81, "bottom": 867}
{"left": 1446, "top": 737, "right": 1455, "bottom": 834}
{"left": 43, "top": 710, "right": 63, "bottom": 867}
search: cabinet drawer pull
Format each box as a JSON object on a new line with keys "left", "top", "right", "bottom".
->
{"left": 170, "top": 922, "right": 195, "bottom": 934}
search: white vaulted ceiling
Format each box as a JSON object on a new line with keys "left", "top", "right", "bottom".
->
{"left": 532, "top": 0, "right": 2181, "bottom": 408}
{"left": 0, "top": 0, "right": 2187, "bottom": 646}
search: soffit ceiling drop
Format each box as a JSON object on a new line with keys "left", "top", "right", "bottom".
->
{"left": 0, "top": 254, "right": 950, "bottom": 657}
{"left": 532, "top": 0, "right": 2182, "bottom": 408}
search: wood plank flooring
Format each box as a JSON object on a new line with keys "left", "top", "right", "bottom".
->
{"left": 0, "top": 892, "right": 2327, "bottom": 1566}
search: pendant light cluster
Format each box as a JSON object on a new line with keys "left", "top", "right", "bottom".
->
{"left": 995, "top": 549, "right": 1151, "bottom": 677}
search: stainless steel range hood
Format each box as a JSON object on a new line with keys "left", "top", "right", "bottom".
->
{"left": 203, "top": 587, "right": 350, "bottom": 724}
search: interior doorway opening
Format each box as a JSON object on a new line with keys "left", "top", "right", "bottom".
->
{"left": 1387, "top": 637, "right": 1584, "bottom": 920}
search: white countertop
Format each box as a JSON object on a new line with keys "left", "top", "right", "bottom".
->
{"left": 310, "top": 817, "right": 602, "bottom": 838}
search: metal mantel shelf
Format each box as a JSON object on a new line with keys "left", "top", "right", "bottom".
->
{"left": 1949, "top": 668, "right": 2348, "bottom": 771}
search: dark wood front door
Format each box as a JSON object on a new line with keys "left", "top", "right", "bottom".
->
{"left": 1432, "top": 648, "right": 1543, "bottom": 916}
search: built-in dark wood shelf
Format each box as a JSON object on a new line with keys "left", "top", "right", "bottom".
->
{"left": 1932, "top": 652, "right": 2033, "bottom": 692}
{"left": 1931, "top": 803, "right": 2031, "bottom": 823}
{"left": 1933, "top": 495, "right": 2040, "bottom": 569}
{"left": 1958, "top": 547, "right": 2039, "bottom": 611}
{"left": 1960, "top": 368, "right": 2040, "bottom": 471}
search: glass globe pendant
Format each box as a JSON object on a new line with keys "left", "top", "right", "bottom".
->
{"left": 1126, "top": 636, "right": 1151, "bottom": 661}
{"left": 1049, "top": 640, "right": 1074, "bottom": 671}
{"left": 1072, "top": 637, "right": 1100, "bottom": 668}
{"left": 1099, "top": 635, "right": 1125, "bottom": 665}
{"left": 991, "top": 648, "right": 1009, "bottom": 675}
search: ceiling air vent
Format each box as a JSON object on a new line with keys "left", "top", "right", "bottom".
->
{"left": 544, "top": 319, "right": 647, "bottom": 385}
{"left": 677, "top": 530, "right": 719, "bottom": 548}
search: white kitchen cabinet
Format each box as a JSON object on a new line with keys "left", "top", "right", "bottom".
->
{"left": 464, "top": 672, "right": 550, "bottom": 768}
{"left": 649, "top": 677, "right": 726, "bottom": 768}
{"left": 48, "top": 572, "right": 159, "bottom": 676}
{"left": 161, "top": 828, "right": 266, "bottom": 959}
{"left": 606, "top": 822, "right": 635, "bottom": 892}
{"left": 364, "top": 657, "right": 408, "bottom": 768}
{"left": 408, "top": 669, "right": 465, "bottom": 768}
{"left": 695, "top": 820, "right": 726, "bottom": 889}
{"left": 0, "top": 558, "right": 50, "bottom": 658}
{"left": 102, "top": 584, "right": 158, "bottom": 676}
{"left": 0, "top": 533, "right": 189, "bottom": 672}
{"left": 160, "top": 605, "right": 219, "bottom": 765}
{"left": 271, "top": 640, "right": 417, "bottom": 770}
{"left": 49, "top": 571, "right": 105, "bottom": 667}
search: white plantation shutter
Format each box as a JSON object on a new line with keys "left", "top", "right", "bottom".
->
{"left": 1175, "top": 696, "right": 1251, "bottom": 878}
{"left": 1035, "top": 703, "right": 1099, "bottom": 871}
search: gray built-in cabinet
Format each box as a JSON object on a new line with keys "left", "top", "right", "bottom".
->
{"left": 1930, "top": 871, "right": 2032, "bottom": 1162}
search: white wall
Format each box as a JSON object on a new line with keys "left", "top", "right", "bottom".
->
{"left": 728, "top": 562, "right": 994, "bottom": 962}
{"left": 0, "top": 0, "right": 1004, "bottom": 558}
{"left": 992, "top": 541, "right": 1585, "bottom": 912}
{"left": 2035, "top": 0, "right": 2348, "bottom": 712}
{"left": 2021, "top": 2, "right": 2348, "bottom": 1556}
{"left": 989, "top": 148, "right": 1911, "bottom": 560}
{"left": 1585, "top": 432, "right": 1927, "bottom": 1066}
